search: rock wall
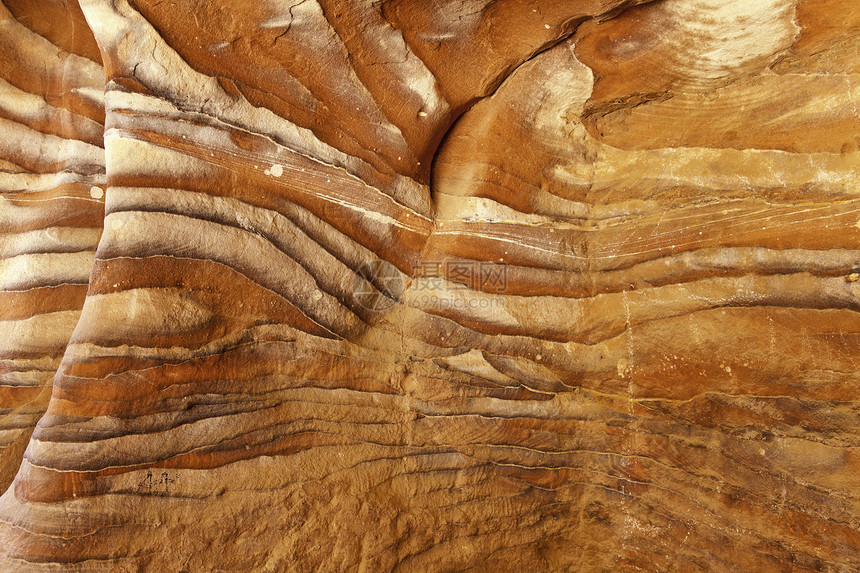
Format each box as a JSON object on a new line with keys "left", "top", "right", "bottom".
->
{"left": 0, "top": 0, "right": 104, "bottom": 492}
{"left": 0, "top": 0, "right": 858, "bottom": 571}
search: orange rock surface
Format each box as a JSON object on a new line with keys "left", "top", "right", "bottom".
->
{"left": 0, "top": 0, "right": 858, "bottom": 571}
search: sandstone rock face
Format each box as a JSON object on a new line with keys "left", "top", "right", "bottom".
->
{"left": 0, "top": 0, "right": 104, "bottom": 492}
{"left": 0, "top": 0, "right": 858, "bottom": 571}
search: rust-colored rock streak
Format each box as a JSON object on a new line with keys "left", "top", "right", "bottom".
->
{"left": 0, "top": 0, "right": 858, "bottom": 571}
{"left": 0, "top": 0, "right": 104, "bottom": 492}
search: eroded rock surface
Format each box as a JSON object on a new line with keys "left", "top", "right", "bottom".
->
{"left": 0, "top": 0, "right": 104, "bottom": 492}
{"left": 0, "top": 0, "right": 858, "bottom": 571}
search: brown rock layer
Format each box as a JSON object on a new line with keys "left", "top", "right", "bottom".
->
{"left": 0, "top": 0, "right": 858, "bottom": 571}
{"left": 0, "top": 0, "right": 104, "bottom": 492}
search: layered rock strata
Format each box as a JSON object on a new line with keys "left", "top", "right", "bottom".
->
{"left": 0, "top": 0, "right": 858, "bottom": 571}
{"left": 0, "top": 0, "right": 104, "bottom": 492}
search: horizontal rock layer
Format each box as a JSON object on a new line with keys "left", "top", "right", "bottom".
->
{"left": 0, "top": 0, "right": 104, "bottom": 493}
{"left": 0, "top": 0, "right": 858, "bottom": 571}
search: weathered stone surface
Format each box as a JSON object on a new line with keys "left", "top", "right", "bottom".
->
{"left": 0, "top": 0, "right": 858, "bottom": 571}
{"left": 0, "top": 0, "right": 104, "bottom": 492}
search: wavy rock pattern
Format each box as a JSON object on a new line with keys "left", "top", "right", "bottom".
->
{"left": 0, "top": 0, "right": 858, "bottom": 571}
{"left": 0, "top": 0, "right": 104, "bottom": 492}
